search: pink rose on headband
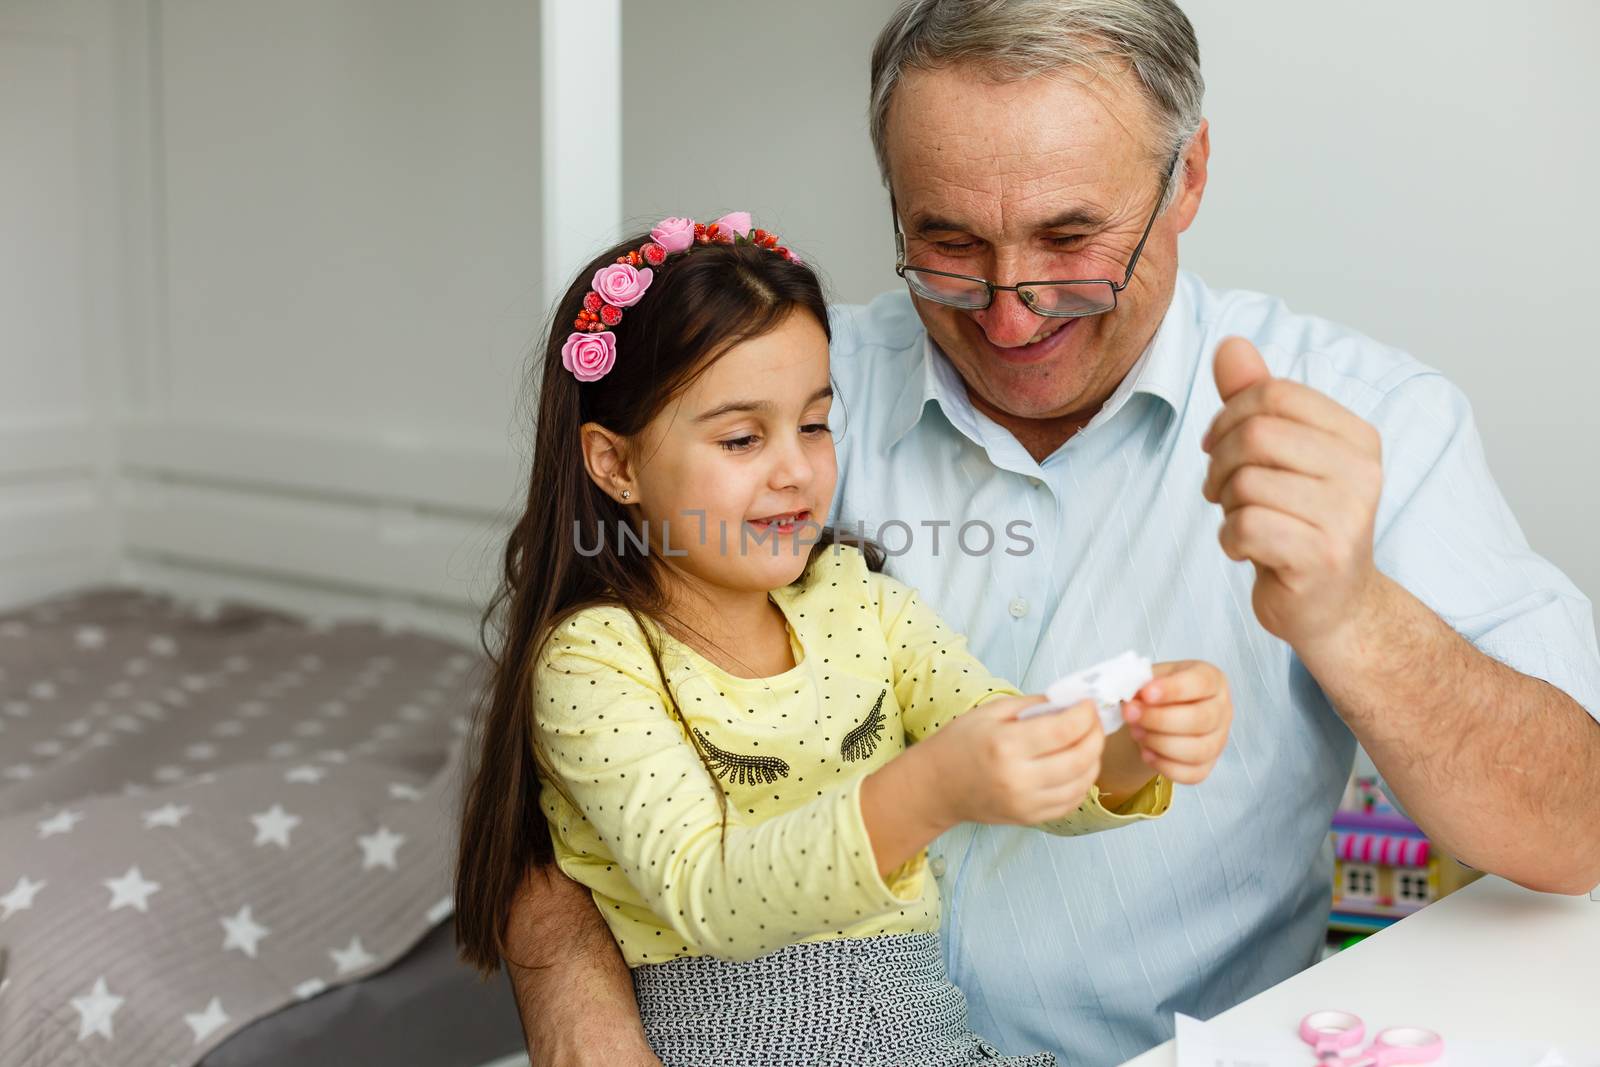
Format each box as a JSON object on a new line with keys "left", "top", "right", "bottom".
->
{"left": 562, "top": 330, "right": 616, "bottom": 382}
{"left": 650, "top": 216, "right": 696, "bottom": 253}
{"left": 591, "top": 263, "right": 653, "bottom": 308}
{"left": 712, "top": 211, "right": 753, "bottom": 238}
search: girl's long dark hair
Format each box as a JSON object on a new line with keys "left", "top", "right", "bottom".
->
{"left": 454, "top": 231, "right": 881, "bottom": 975}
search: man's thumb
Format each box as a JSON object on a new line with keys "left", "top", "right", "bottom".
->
{"left": 1213, "top": 336, "right": 1271, "bottom": 402}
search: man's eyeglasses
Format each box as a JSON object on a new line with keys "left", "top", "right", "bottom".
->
{"left": 891, "top": 151, "right": 1181, "bottom": 319}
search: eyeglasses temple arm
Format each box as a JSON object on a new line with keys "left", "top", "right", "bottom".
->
{"left": 1115, "top": 149, "right": 1183, "bottom": 292}
{"left": 890, "top": 192, "right": 906, "bottom": 267}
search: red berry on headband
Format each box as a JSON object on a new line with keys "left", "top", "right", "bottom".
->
{"left": 642, "top": 243, "right": 665, "bottom": 266}
{"left": 583, "top": 292, "right": 602, "bottom": 313}
{"left": 599, "top": 304, "right": 622, "bottom": 326}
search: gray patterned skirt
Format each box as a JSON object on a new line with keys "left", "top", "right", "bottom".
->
{"left": 632, "top": 933, "right": 1057, "bottom": 1066}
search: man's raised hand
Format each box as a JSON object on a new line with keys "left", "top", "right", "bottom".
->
{"left": 1200, "top": 337, "right": 1384, "bottom": 654}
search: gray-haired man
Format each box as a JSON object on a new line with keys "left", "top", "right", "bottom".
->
{"left": 495, "top": 2, "right": 1600, "bottom": 1064}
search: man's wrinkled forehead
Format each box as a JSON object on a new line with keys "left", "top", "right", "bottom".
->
{"left": 884, "top": 63, "right": 1158, "bottom": 226}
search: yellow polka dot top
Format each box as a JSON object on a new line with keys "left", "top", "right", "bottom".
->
{"left": 532, "top": 544, "right": 1171, "bottom": 967}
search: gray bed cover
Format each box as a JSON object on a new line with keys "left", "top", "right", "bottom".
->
{"left": 0, "top": 588, "right": 523, "bottom": 1066}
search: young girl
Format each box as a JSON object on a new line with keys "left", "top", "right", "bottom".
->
{"left": 456, "top": 214, "right": 1234, "bottom": 1065}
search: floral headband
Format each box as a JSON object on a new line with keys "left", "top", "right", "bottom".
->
{"left": 561, "top": 212, "right": 802, "bottom": 382}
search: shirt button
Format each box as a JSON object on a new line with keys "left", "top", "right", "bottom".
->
{"left": 1028, "top": 477, "right": 1044, "bottom": 490}
{"left": 1008, "top": 598, "right": 1028, "bottom": 619}
{"left": 930, "top": 857, "right": 948, "bottom": 877}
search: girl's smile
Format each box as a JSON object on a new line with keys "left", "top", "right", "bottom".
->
{"left": 745, "top": 508, "right": 814, "bottom": 536}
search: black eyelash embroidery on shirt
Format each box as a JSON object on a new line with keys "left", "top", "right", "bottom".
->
{"left": 693, "top": 728, "right": 790, "bottom": 786}
{"left": 841, "top": 688, "right": 888, "bottom": 763}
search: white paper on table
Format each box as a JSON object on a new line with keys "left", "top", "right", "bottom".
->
{"left": 1172, "top": 1012, "right": 1590, "bottom": 1067}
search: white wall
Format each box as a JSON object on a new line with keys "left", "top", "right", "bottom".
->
{"left": 2, "top": 0, "right": 549, "bottom": 640}
{"left": 0, "top": 0, "right": 122, "bottom": 604}
{"left": 118, "top": 0, "right": 546, "bottom": 639}
{"left": 620, "top": 0, "right": 902, "bottom": 306}
{"left": 1181, "top": 0, "right": 1600, "bottom": 612}
{"left": 620, "top": 0, "right": 1599, "bottom": 615}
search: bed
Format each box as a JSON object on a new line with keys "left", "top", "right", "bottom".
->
{"left": 0, "top": 586, "right": 525, "bottom": 1066}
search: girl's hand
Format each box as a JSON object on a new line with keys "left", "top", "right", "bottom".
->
{"left": 921, "top": 693, "right": 1105, "bottom": 827}
{"left": 1122, "top": 660, "right": 1233, "bottom": 784}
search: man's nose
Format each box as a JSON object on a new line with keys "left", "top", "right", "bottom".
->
{"left": 972, "top": 288, "right": 1047, "bottom": 348}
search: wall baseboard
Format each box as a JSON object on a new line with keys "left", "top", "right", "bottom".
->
{"left": 122, "top": 555, "right": 486, "bottom": 649}
{"left": 110, "top": 419, "right": 520, "bottom": 622}
{"left": 0, "top": 420, "right": 119, "bottom": 610}
{"left": 121, "top": 473, "right": 509, "bottom": 611}
{"left": 119, "top": 418, "right": 524, "bottom": 516}
{"left": 0, "top": 417, "right": 107, "bottom": 481}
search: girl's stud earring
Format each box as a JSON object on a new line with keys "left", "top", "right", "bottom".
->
{"left": 620, "top": 490, "right": 631, "bottom": 500}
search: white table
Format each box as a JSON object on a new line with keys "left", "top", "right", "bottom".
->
{"left": 1117, "top": 876, "right": 1597, "bottom": 1065}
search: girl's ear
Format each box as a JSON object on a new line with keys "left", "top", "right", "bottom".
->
{"left": 579, "top": 422, "right": 637, "bottom": 504}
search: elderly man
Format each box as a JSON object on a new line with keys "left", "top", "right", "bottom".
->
{"left": 499, "top": 1, "right": 1600, "bottom": 1064}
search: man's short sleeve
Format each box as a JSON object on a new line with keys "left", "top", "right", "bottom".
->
{"left": 1368, "top": 371, "right": 1600, "bottom": 719}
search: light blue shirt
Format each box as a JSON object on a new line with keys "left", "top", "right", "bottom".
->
{"left": 824, "top": 271, "right": 1600, "bottom": 1066}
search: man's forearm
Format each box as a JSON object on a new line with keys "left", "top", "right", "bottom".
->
{"left": 504, "top": 864, "right": 659, "bottom": 1066}
{"left": 1299, "top": 572, "right": 1600, "bottom": 894}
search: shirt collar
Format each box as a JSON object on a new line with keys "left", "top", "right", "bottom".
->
{"left": 882, "top": 274, "right": 1201, "bottom": 450}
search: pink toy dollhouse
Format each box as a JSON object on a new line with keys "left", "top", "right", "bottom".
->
{"left": 1329, "top": 775, "right": 1479, "bottom": 934}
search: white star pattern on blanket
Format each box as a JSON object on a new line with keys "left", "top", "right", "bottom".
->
{"left": 184, "top": 996, "right": 229, "bottom": 1043}
{"left": 358, "top": 826, "right": 405, "bottom": 870}
{"left": 250, "top": 804, "right": 300, "bottom": 847}
{"left": 71, "top": 976, "right": 123, "bottom": 1041}
{"left": 36, "top": 809, "right": 83, "bottom": 838}
{"left": 329, "top": 936, "right": 376, "bottom": 975}
{"left": 1, "top": 875, "right": 46, "bottom": 920}
{"left": 142, "top": 802, "right": 191, "bottom": 829}
{"left": 104, "top": 867, "right": 161, "bottom": 912}
{"left": 293, "top": 978, "right": 327, "bottom": 1000}
{"left": 220, "top": 905, "right": 270, "bottom": 958}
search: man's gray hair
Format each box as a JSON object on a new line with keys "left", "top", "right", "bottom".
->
{"left": 869, "top": 0, "right": 1205, "bottom": 208}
